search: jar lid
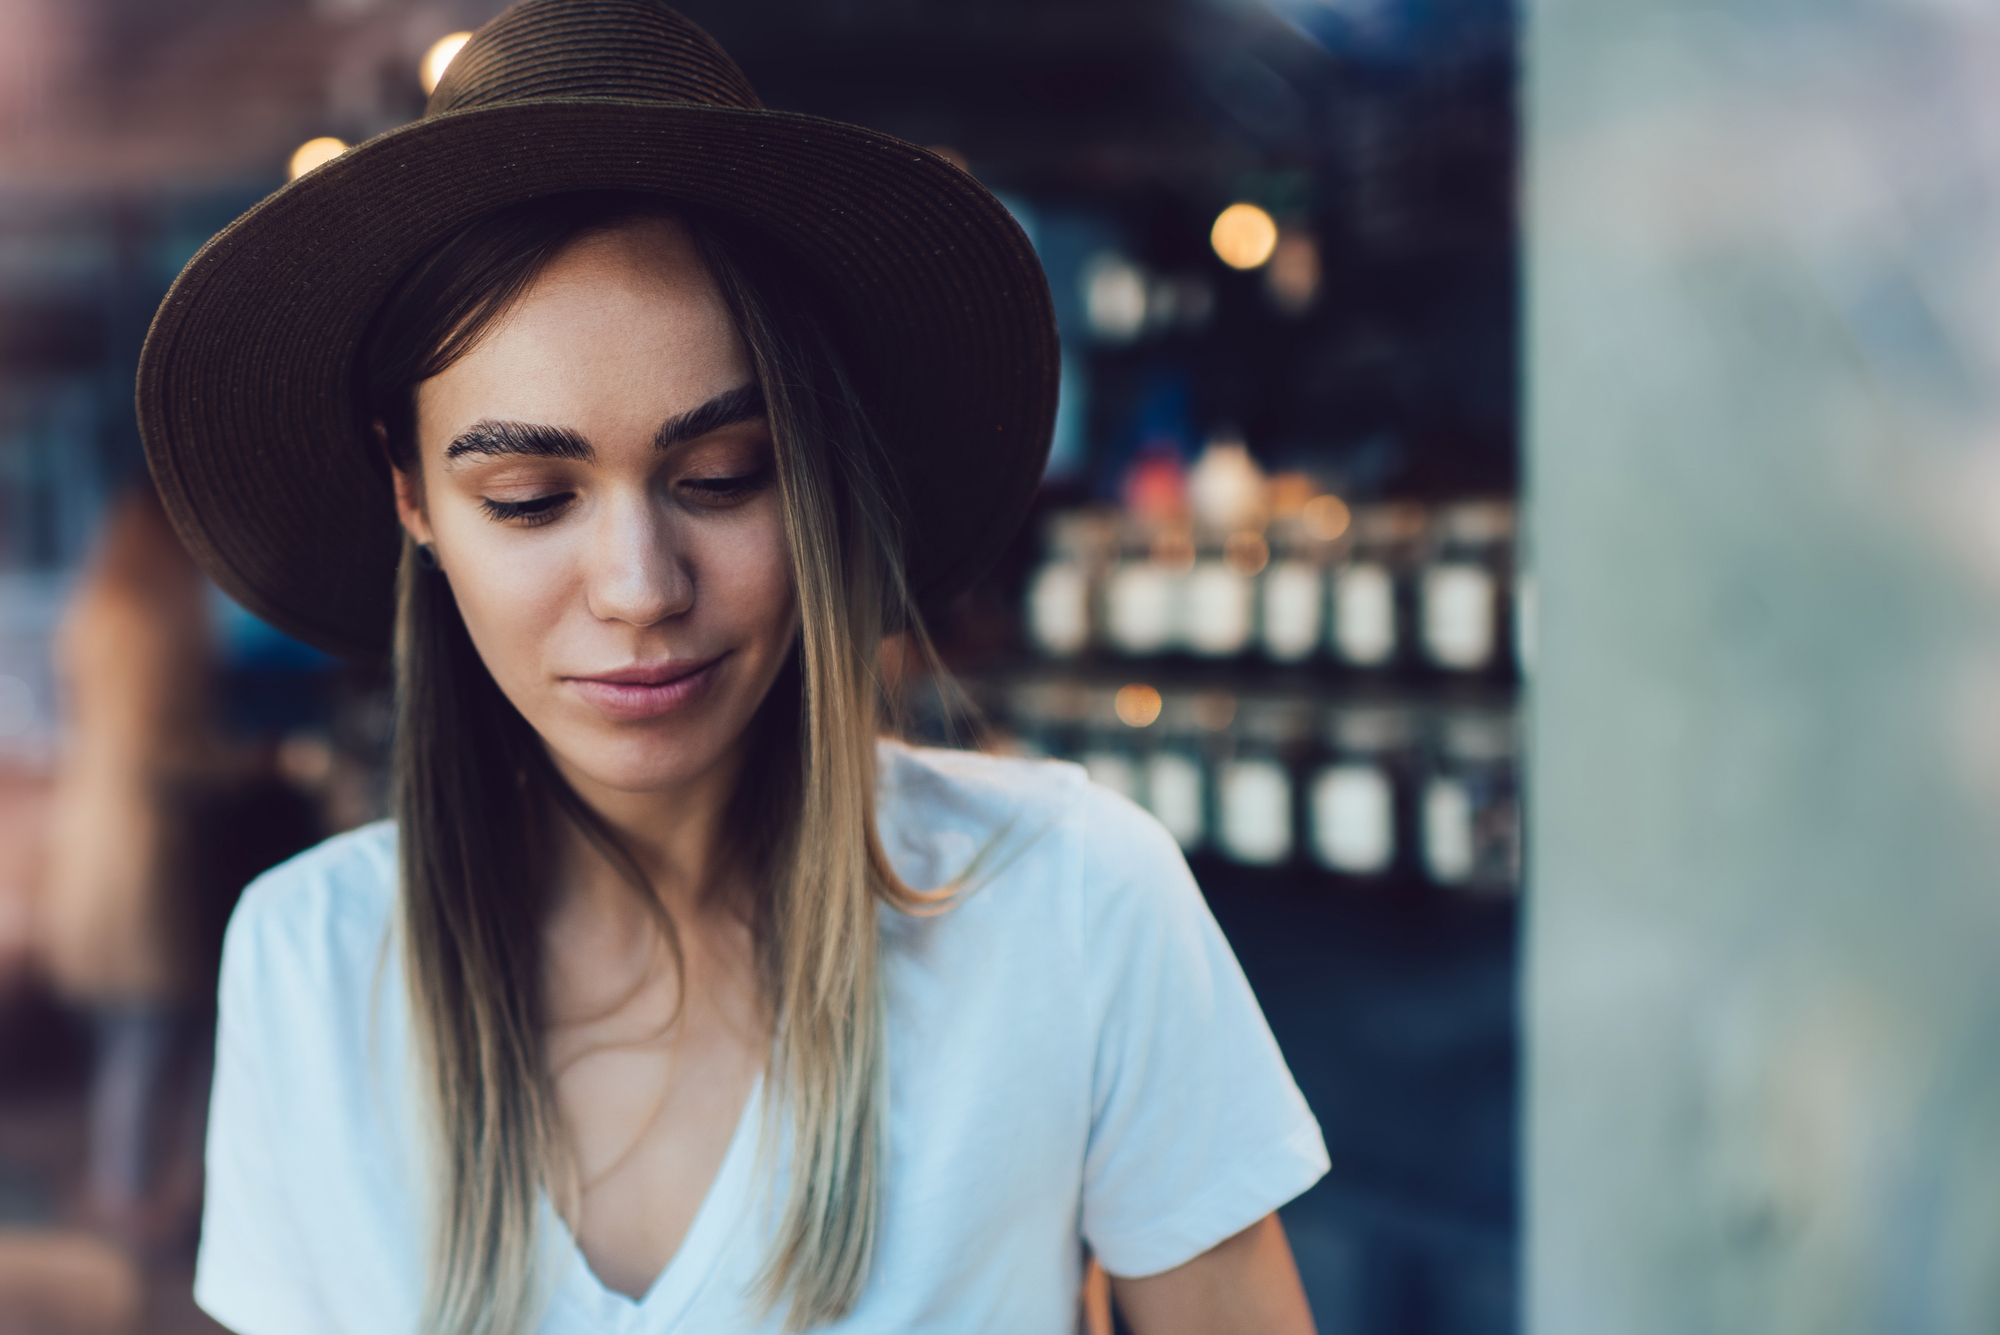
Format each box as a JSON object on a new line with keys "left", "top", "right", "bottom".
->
{"left": 1350, "top": 501, "right": 1427, "bottom": 552}
{"left": 1432, "top": 499, "right": 1516, "bottom": 546}
{"left": 1325, "top": 706, "right": 1416, "bottom": 753}
{"left": 1009, "top": 677, "right": 1092, "bottom": 728}
{"left": 1233, "top": 695, "right": 1314, "bottom": 746}
{"left": 1152, "top": 688, "right": 1235, "bottom": 737}
{"left": 1042, "top": 506, "right": 1119, "bottom": 561}
{"left": 1437, "top": 709, "right": 1518, "bottom": 760}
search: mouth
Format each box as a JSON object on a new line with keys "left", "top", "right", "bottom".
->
{"left": 563, "top": 654, "right": 726, "bottom": 721}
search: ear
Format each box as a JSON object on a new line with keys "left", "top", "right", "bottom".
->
{"left": 382, "top": 421, "right": 436, "bottom": 548}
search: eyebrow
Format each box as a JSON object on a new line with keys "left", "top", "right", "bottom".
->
{"left": 441, "top": 383, "right": 767, "bottom": 464}
{"left": 653, "top": 382, "right": 765, "bottom": 453}
{"left": 444, "top": 420, "right": 591, "bottom": 462}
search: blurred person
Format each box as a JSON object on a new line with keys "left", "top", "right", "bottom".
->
{"left": 0, "top": 764, "right": 51, "bottom": 997}
{"left": 41, "top": 484, "right": 322, "bottom": 1251}
{"left": 137, "top": 3, "right": 1328, "bottom": 1333}
{"left": 41, "top": 482, "right": 215, "bottom": 1244}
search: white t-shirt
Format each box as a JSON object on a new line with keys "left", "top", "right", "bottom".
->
{"left": 195, "top": 741, "right": 1328, "bottom": 1334}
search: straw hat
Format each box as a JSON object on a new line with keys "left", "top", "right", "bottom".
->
{"left": 138, "top": 0, "right": 1057, "bottom": 660}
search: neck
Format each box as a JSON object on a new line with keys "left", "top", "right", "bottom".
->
{"left": 537, "top": 739, "right": 770, "bottom": 1053}
{"left": 548, "top": 742, "right": 747, "bottom": 931}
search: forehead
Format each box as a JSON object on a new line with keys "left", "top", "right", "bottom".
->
{"left": 417, "top": 217, "right": 751, "bottom": 437}
{"left": 532, "top": 216, "right": 721, "bottom": 313}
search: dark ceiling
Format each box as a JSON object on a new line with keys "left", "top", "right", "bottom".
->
{"left": 0, "top": 0, "right": 1517, "bottom": 511}
{"left": 0, "top": 0, "right": 1506, "bottom": 197}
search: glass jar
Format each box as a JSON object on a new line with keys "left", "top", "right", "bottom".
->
{"left": 1307, "top": 706, "right": 1415, "bottom": 879}
{"left": 1420, "top": 709, "right": 1521, "bottom": 892}
{"left": 1330, "top": 502, "right": 1423, "bottom": 670}
{"left": 1182, "top": 560, "right": 1253, "bottom": 657}
{"left": 1215, "top": 697, "right": 1309, "bottom": 867}
{"left": 1181, "top": 529, "right": 1266, "bottom": 659}
{"left": 1418, "top": 500, "right": 1515, "bottom": 674}
{"left": 1260, "top": 559, "right": 1323, "bottom": 663}
{"left": 1142, "top": 690, "right": 1212, "bottom": 851}
{"left": 1024, "top": 508, "right": 1114, "bottom": 658}
{"left": 1102, "top": 522, "right": 1190, "bottom": 659}
{"left": 1258, "top": 516, "right": 1326, "bottom": 665}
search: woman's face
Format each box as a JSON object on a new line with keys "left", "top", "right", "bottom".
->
{"left": 394, "top": 218, "right": 796, "bottom": 801}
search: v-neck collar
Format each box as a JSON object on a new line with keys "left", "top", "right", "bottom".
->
{"left": 545, "top": 1072, "right": 766, "bottom": 1332}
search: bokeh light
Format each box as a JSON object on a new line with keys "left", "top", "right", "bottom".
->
{"left": 421, "top": 32, "right": 473, "bottom": 96}
{"left": 1303, "top": 493, "right": 1353, "bottom": 542}
{"left": 1211, "top": 202, "right": 1279, "bottom": 270}
{"left": 1082, "top": 251, "right": 1148, "bottom": 342}
{"left": 1115, "top": 683, "right": 1164, "bottom": 728}
{"left": 287, "top": 137, "right": 348, "bottom": 181}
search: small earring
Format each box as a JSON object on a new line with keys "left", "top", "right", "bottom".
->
{"left": 415, "top": 543, "right": 441, "bottom": 572}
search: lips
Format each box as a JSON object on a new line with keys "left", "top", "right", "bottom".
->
{"left": 564, "top": 654, "right": 725, "bottom": 721}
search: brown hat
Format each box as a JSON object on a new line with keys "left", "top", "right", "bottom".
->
{"left": 138, "top": 0, "right": 1058, "bottom": 661}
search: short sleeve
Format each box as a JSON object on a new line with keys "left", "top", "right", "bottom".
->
{"left": 194, "top": 889, "right": 335, "bottom": 1335}
{"left": 1076, "top": 787, "right": 1329, "bottom": 1279}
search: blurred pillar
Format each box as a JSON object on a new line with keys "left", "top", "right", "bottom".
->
{"left": 1529, "top": 1, "right": 2000, "bottom": 1332}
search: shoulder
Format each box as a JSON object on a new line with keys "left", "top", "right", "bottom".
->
{"left": 875, "top": 739, "right": 1059, "bottom": 885}
{"left": 877, "top": 736, "right": 1174, "bottom": 851}
{"left": 875, "top": 738, "right": 1193, "bottom": 918}
{"left": 869, "top": 742, "right": 1211, "bottom": 1135}
{"left": 200, "top": 822, "right": 424, "bottom": 1332}
{"left": 875, "top": 737, "right": 1088, "bottom": 841}
{"left": 220, "top": 821, "right": 399, "bottom": 1000}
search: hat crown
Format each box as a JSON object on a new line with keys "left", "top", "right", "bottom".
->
{"left": 426, "top": 0, "right": 763, "bottom": 117}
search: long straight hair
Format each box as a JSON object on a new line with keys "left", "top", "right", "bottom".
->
{"left": 357, "top": 193, "right": 944, "bottom": 1335}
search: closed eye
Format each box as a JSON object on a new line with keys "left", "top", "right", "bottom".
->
{"left": 681, "top": 468, "right": 774, "bottom": 505}
{"left": 480, "top": 493, "right": 573, "bottom": 526}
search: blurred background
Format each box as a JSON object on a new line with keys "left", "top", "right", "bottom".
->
{"left": 0, "top": 0, "right": 1522, "bottom": 1330}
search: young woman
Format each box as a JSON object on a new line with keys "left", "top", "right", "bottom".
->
{"left": 138, "top": 3, "right": 1328, "bottom": 1332}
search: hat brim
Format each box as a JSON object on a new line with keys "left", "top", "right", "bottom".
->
{"left": 138, "top": 100, "right": 1058, "bottom": 661}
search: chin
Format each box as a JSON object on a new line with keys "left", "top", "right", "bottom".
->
{"left": 551, "top": 720, "right": 734, "bottom": 796}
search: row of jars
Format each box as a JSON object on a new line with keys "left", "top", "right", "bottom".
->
{"left": 992, "top": 680, "right": 1521, "bottom": 893}
{"left": 1025, "top": 498, "right": 1524, "bottom": 675}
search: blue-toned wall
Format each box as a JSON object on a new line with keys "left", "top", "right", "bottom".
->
{"left": 1530, "top": 1, "right": 2000, "bottom": 1329}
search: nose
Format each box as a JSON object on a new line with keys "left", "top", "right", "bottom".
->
{"left": 583, "top": 489, "right": 693, "bottom": 628}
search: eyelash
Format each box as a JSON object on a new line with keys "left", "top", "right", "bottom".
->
{"left": 682, "top": 468, "right": 774, "bottom": 504}
{"left": 479, "top": 494, "right": 572, "bottom": 527}
{"left": 476, "top": 470, "right": 773, "bottom": 527}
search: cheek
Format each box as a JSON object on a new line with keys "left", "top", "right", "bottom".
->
{"left": 699, "top": 509, "right": 797, "bottom": 645}
{"left": 433, "top": 518, "right": 577, "bottom": 691}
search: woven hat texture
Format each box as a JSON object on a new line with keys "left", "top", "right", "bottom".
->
{"left": 138, "top": 0, "right": 1058, "bottom": 659}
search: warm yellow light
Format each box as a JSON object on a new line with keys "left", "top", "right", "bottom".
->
{"left": 1211, "top": 203, "right": 1279, "bottom": 270}
{"left": 288, "top": 137, "right": 348, "bottom": 181}
{"left": 421, "top": 32, "right": 473, "bottom": 95}
{"left": 1303, "top": 494, "right": 1352, "bottom": 542}
{"left": 1268, "top": 472, "right": 1317, "bottom": 518}
{"left": 1115, "top": 684, "right": 1164, "bottom": 729}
